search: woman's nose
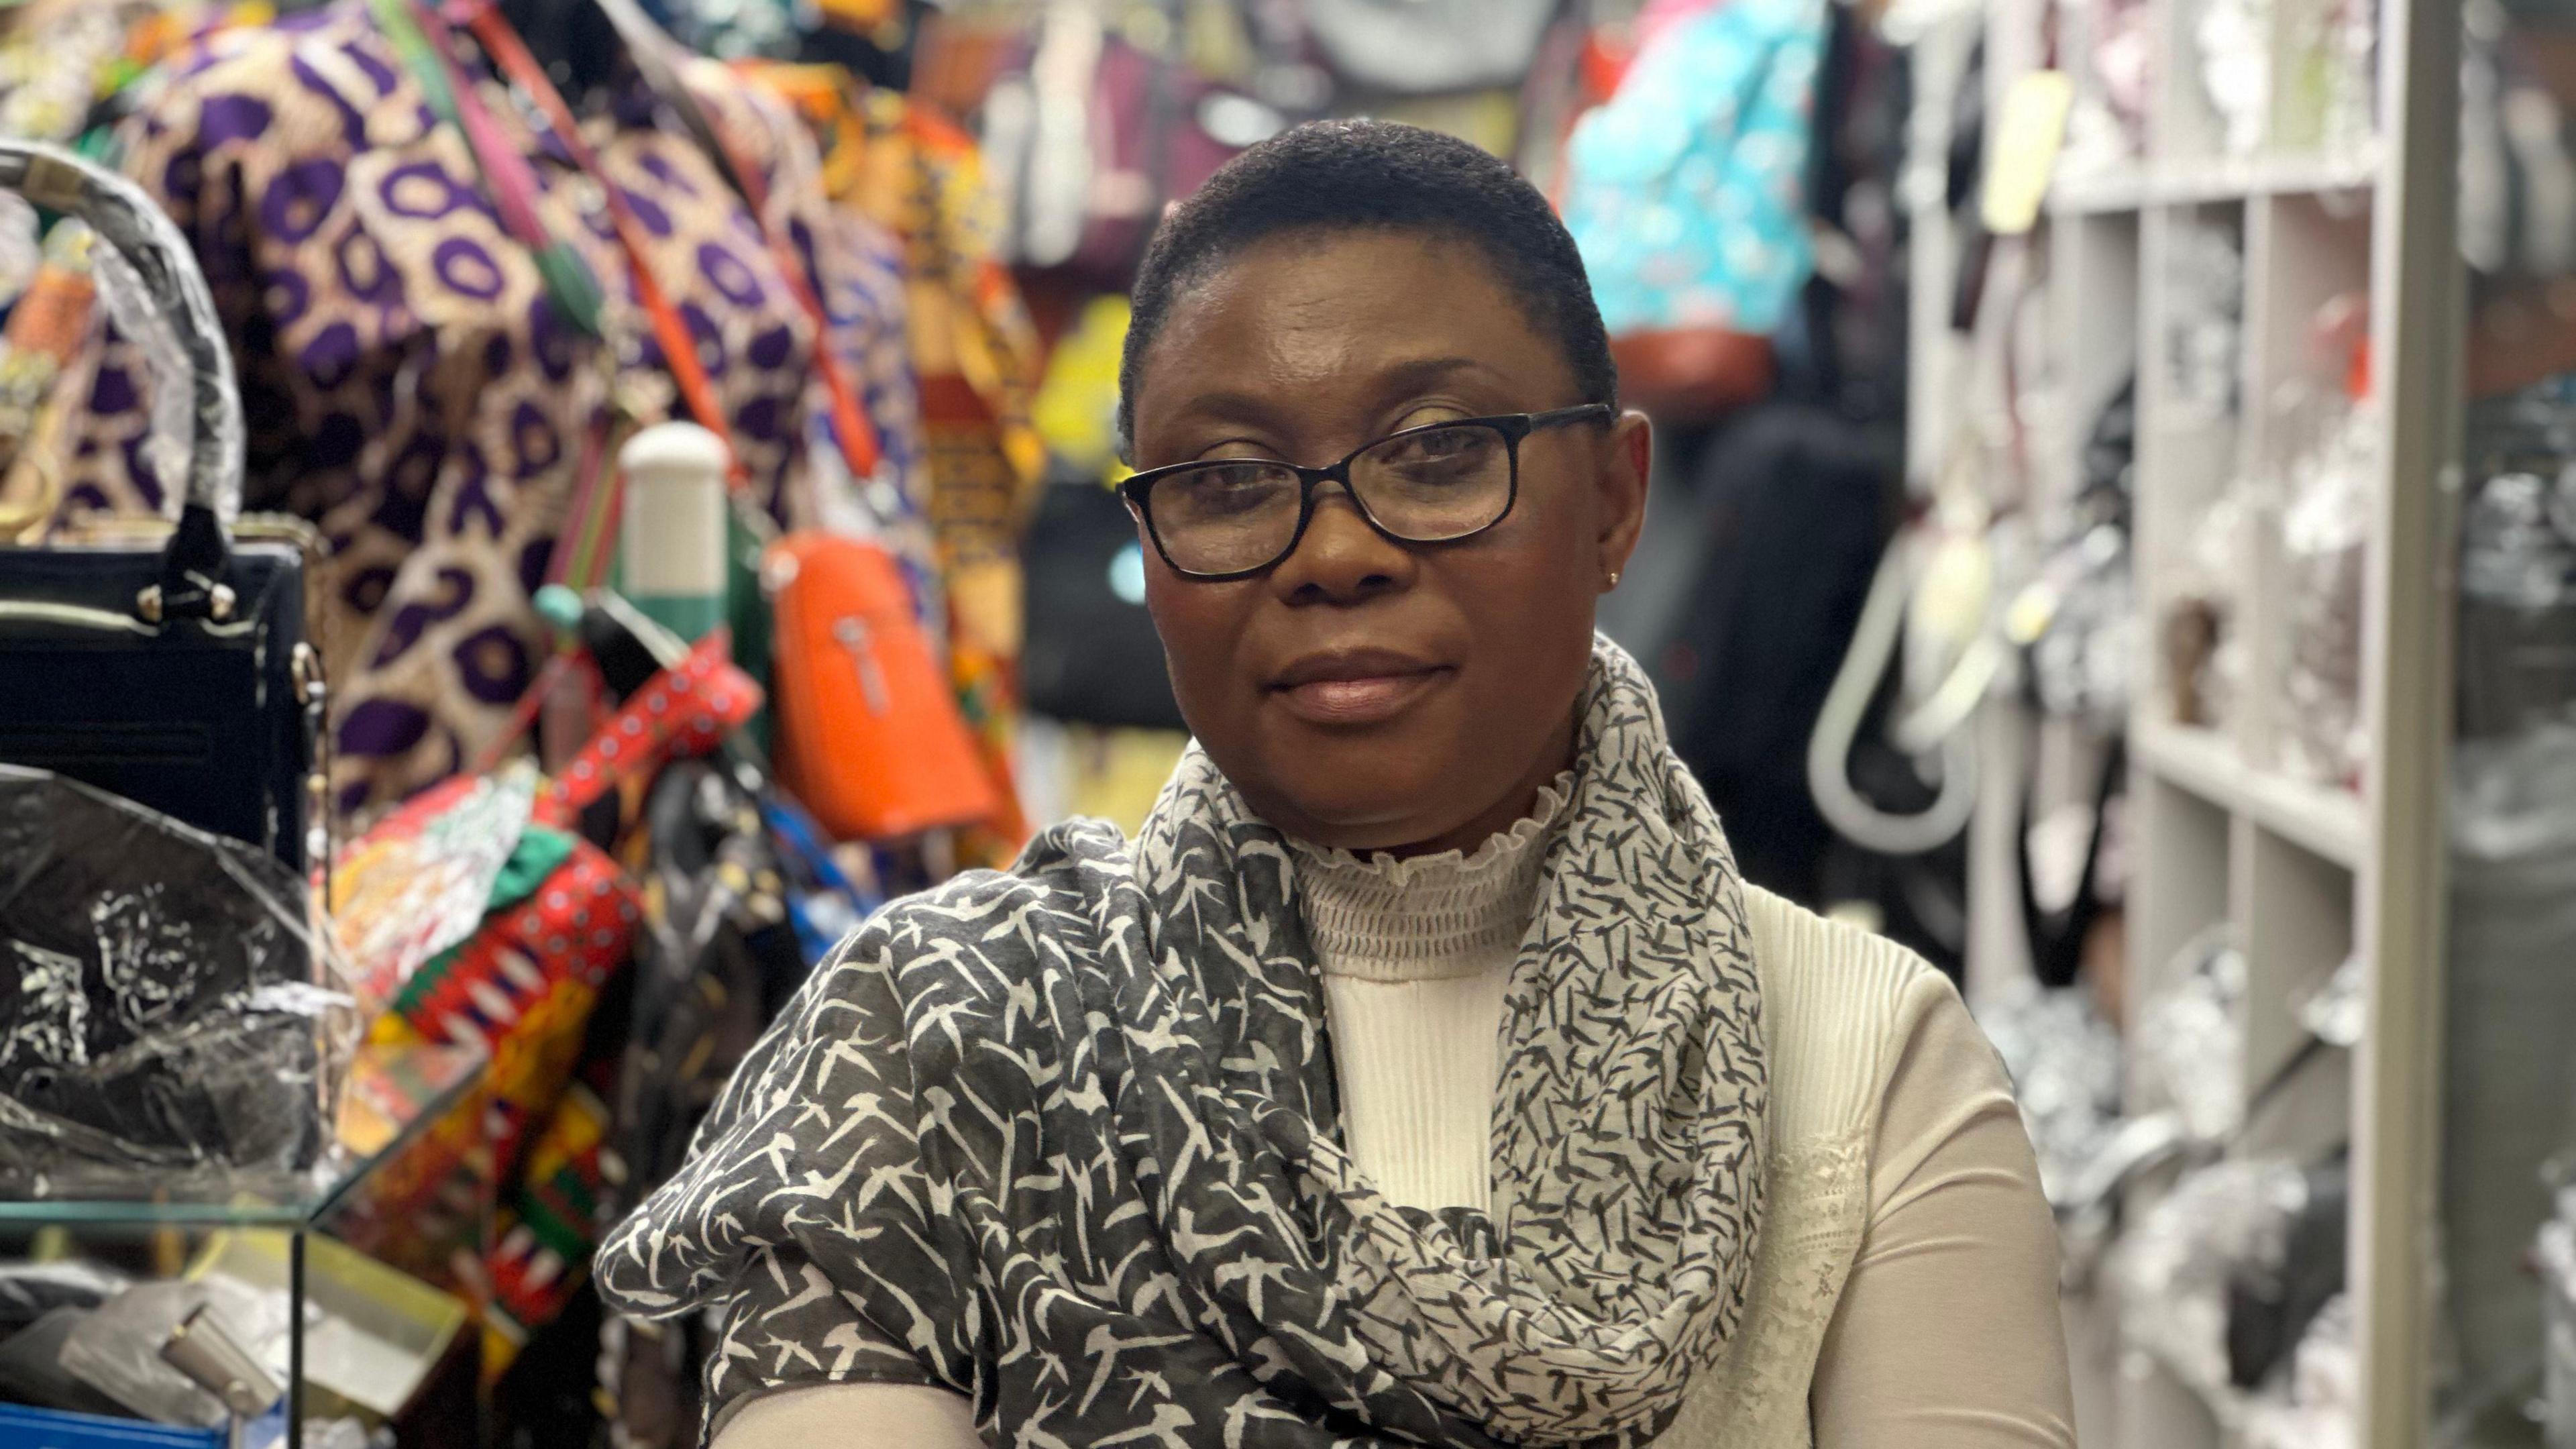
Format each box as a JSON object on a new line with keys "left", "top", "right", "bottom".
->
{"left": 1269, "top": 484, "right": 1414, "bottom": 604}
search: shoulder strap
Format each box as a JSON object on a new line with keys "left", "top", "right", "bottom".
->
{"left": 372, "top": 0, "right": 605, "bottom": 339}
{"left": 445, "top": 0, "right": 749, "bottom": 490}
{"left": 478, "top": 0, "right": 884, "bottom": 484}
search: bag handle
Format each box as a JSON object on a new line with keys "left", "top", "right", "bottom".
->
{"left": 0, "top": 142, "right": 244, "bottom": 622}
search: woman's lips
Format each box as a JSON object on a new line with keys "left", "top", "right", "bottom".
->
{"left": 1272, "top": 667, "right": 1452, "bottom": 726}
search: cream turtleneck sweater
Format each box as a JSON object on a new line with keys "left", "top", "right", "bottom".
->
{"left": 714, "top": 786, "right": 2078, "bottom": 1448}
{"left": 1291, "top": 776, "right": 2076, "bottom": 1446}
{"left": 1289, "top": 773, "right": 1572, "bottom": 1216}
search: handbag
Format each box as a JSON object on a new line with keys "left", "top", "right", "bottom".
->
{"left": 1019, "top": 472, "right": 1185, "bottom": 731}
{"left": 0, "top": 142, "right": 319, "bottom": 872}
{"left": 1301, "top": 0, "right": 1561, "bottom": 95}
{"left": 990, "top": 6, "right": 1248, "bottom": 289}
{"left": 766, "top": 533, "right": 998, "bottom": 840}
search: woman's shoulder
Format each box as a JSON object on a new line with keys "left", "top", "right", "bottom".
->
{"left": 1737, "top": 885, "right": 1975, "bottom": 1145}
{"left": 863, "top": 818, "right": 1128, "bottom": 944}
{"left": 810, "top": 818, "right": 1132, "bottom": 1024}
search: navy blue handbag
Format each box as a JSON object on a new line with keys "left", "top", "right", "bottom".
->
{"left": 0, "top": 142, "right": 321, "bottom": 871}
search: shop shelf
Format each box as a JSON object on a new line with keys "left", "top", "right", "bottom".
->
{"left": 2049, "top": 144, "right": 2381, "bottom": 215}
{"left": 0, "top": 1041, "right": 485, "bottom": 1230}
{"left": 2133, "top": 719, "right": 2366, "bottom": 871}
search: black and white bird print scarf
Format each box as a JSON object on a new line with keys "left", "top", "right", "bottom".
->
{"left": 597, "top": 639, "right": 1767, "bottom": 1447}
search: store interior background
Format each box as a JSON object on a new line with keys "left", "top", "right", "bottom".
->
{"left": 0, "top": 0, "right": 2569, "bottom": 1445}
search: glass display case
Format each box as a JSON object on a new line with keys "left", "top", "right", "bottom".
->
{"left": 0, "top": 1042, "right": 487, "bottom": 1449}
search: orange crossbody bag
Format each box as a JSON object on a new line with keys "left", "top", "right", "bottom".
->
{"left": 765, "top": 534, "right": 998, "bottom": 839}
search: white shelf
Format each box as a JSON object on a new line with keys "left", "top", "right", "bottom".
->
{"left": 1933, "top": 2, "right": 2459, "bottom": 1445}
{"left": 2048, "top": 145, "right": 2383, "bottom": 215}
{"left": 2133, "top": 720, "right": 2366, "bottom": 871}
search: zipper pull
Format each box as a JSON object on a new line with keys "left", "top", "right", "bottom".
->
{"left": 834, "top": 616, "right": 892, "bottom": 714}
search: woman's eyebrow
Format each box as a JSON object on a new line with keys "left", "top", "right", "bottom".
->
{"left": 1175, "top": 388, "right": 1291, "bottom": 425}
{"left": 1160, "top": 356, "right": 1513, "bottom": 443}
{"left": 1366, "top": 356, "right": 1505, "bottom": 397}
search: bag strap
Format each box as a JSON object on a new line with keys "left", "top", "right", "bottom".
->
{"left": 382, "top": 0, "right": 749, "bottom": 496}
{"left": 371, "top": 0, "right": 606, "bottom": 341}
{"left": 0, "top": 142, "right": 242, "bottom": 621}
{"left": 461, "top": 0, "right": 885, "bottom": 486}
{"left": 535, "top": 627, "right": 761, "bottom": 826}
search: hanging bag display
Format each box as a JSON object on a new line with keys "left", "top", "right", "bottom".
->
{"left": 1019, "top": 470, "right": 1183, "bottom": 732}
{"left": 1301, "top": 0, "right": 1562, "bottom": 95}
{"left": 0, "top": 142, "right": 319, "bottom": 871}
{"left": 765, "top": 532, "right": 998, "bottom": 839}
{"left": 421, "top": 0, "right": 999, "bottom": 839}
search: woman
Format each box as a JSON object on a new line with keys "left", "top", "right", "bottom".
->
{"left": 598, "top": 121, "right": 2076, "bottom": 1448}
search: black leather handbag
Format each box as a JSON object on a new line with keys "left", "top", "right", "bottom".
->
{"left": 1018, "top": 474, "right": 1186, "bottom": 732}
{"left": 0, "top": 142, "right": 321, "bottom": 871}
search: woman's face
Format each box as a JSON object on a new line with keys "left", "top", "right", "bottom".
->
{"left": 1128, "top": 229, "right": 1650, "bottom": 855}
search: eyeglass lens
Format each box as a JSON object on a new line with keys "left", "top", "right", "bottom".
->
{"left": 1148, "top": 422, "right": 1513, "bottom": 576}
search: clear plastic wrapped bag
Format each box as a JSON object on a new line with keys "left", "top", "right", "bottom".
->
{"left": 2166, "top": 487, "right": 2249, "bottom": 729}
{"left": 0, "top": 1259, "right": 128, "bottom": 1335}
{"left": 55, "top": 1278, "right": 280, "bottom": 1427}
{"left": 2166, "top": 215, "right": 2245, "bottom": 420}
{"left": 1980, "top": 979, "right": 2125, "bottom": 1208}
{"left": 2241, "top": 1294, "right": 2358, "bottom": 1449}
{"left": 2459, "top": 402, "right": 2576, "bottom": 743}
{"left": 2138, "top": 926, "right": 2249, "bottom": 1142}
{"left": 2196, "top": 0, "right": 2272, "bottom": 156}
{"left": 0, "top": 766, "right": 357, "bottom": 1199}
{"left": 2539, "top": 1183, "right": 2576, "bottom": 1446}
{"left": 2114, "top": 1157, "right": 2310, "bottom": 1402}
{"left": 2279, "top": 398, "right": 2377, "bottom": 788}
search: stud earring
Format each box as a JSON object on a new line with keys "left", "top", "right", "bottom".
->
{"left": 1606, "top": 570, "right": 1622, "bottom": 589}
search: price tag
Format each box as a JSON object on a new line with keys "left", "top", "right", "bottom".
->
{"left": 1982, "top": 71, "right": 2075, "bottom": 235}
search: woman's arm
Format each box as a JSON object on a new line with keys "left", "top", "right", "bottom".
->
{"left": 1809, "top": 985, "right": 2079, "bottom": 1447}
{"left": 714, "top": 1383, "right": 982, "bottom": 1449}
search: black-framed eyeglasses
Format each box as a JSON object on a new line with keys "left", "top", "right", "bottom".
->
{"left": 1117, "top": 403, "right": 1617, "bottom": 581}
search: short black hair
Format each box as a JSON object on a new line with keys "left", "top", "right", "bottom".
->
{"left": 1118, "top": 119, "right": 1617, "bottom": 451}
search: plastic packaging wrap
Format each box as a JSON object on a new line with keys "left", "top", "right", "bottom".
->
{"left": 0, "top": 142, "right": 242, "bottom": 525}
{"left": 2459, "top": 403, "right": 2576, "bottom": 743}
{"left": 2279, "top": 399, "right": 2376, "bottom": 788}
{"left": 0, "top": 766, "right": 356, "bottom": 1199}
{"left": 1980, "top": 981, "right": 2125, "bottom": 1208}
{"left": 2017, "top": 380, "right": 2139, "bottom": 731}
{"left": 325, "top": 763, "right": 538, "bottom": 1017}
{"left": 87, "top": 230, "right": 197, "bottom": 523}
{"left": 56, "top": 1279, "right": 282, "bottom": 1427}
{"left": 2166, "top": 217, "right": 2245, "bottom": 419}
{"left": 0, "top": 1307, "right": 125, "bottom": 1413}
{"left": 2167, "top": 486, "right": 2249, "bottom": 728}
{"left": 2273, "top": 0, "right": 2374, "bottom": 155}
{"left": 2241, "top": 1294, "right": 2358, "bottom": 1449}
{"left": 0, "top": 1259, "right": 129, "bottom": 1334}
{"left": 2196, "top": 0, "right": 2271, "bottom": 155}
{"left": 2114, "top": 1157, "right": 2310, "bottom": 1403}
{"left": 2029, "top": 524, "right": 2136, "bottom": 726}
{"left": 2137, "top": 926, "right": 2248, "bottom": 1142}
{"left": 2060, "top": 0, "right": 2153, "bottom": 176}
{"left": 2543, "top": 1179, "right": 2576, "bottom": 1447}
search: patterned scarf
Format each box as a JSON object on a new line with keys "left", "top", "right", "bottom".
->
{"left": 597, "top": 639, "right": 1767, "bottom": 1446}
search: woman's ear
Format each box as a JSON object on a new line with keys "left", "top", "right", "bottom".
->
{"left": 1595, "top": 408, "right": 1652, "bottom": 592}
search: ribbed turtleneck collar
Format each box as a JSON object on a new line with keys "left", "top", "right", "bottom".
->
{"left": 1286, "top": 773, "right": 1575, "bottom": 983}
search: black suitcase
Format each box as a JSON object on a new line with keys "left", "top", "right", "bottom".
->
{"left": 0, "top": 142, "right": 320, "bottom": 871}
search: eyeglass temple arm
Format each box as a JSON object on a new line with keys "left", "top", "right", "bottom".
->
{"left": 1527, "top": 402, "right": 1619, "bottom": 431}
